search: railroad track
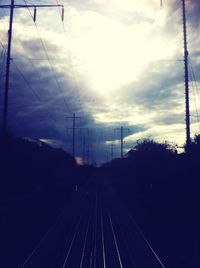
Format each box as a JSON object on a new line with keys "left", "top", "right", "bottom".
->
{"left": 20, "top": 176, "right": 166, "bottom": 268}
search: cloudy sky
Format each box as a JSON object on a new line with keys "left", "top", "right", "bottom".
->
{"left": 0, "top": 0, "right": 200, "bottom": 164}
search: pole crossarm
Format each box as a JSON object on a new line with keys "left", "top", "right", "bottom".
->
{"left": 0, "top": 5, "right": 64, "bottom": 8}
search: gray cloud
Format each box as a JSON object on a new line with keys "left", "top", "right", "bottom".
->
{"left": 116, "top": 60, "right": 184, "bottom": 110}
{"left": 187, "top": 0, "right": 200, "bottom": 27}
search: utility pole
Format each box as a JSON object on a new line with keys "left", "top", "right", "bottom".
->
{"left": 86, "top": 144, "right": 90, "bottom": 165}
{"left": 121, "top": 127, "right": 123, "bottom": 158}
{"left": 0, "top": 1, "right": 64, "bottom": 139}
{"left": 2, "top": 0, "right": 14, "bottom": 140}
{"left": 106, "top": 150, "right": 109, "bottom": 162}
{"left": 82, "top": 135, "right": 86, "bottom": 164}
{"left": 182, "top": 0, "right": 190, "bottom": 149}
{"left": 66, "top": 113, "right": 81, "bottom": 157}
{"left": 82, "top": 128, "right": 89, "bottom": 165}
{"left": 160, "top": 0, "right": 190, "bottom": 148}
{"left": 111, "top": 143, "right": 114, "bottom": 160}
{"left": 115, "top": 126, "right": 129, "bottom": 158}
{"left": 72, "top": 113, "right": 76, "bottom": 157}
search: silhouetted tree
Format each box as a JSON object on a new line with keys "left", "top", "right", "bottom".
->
{"left": 127, "top": 138, "right": 176, "bottom": 158}
{"left": 188, "top": 133, "right": 200, "bottom": 155}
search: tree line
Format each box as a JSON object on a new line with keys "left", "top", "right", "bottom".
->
{"left": 102, "top": 136, "right": 200, "bottom": 268}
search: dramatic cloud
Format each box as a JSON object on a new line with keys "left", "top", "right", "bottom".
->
{"left": 0, "top": 0, "right": 200, "bottom": 163}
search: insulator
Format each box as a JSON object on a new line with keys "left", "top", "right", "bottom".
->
{"left": 61, "top": 7, "right": 64, "bottom": 21}
{"left": 33, "top": 7, "right": 37, "bottom": 22}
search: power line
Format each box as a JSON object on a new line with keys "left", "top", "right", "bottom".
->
{"left": 23, "top": 0, "right": 71, "bottom": 114}
{"left": 0, "top": 40, "right": 7, "bottom": 81}
{"left": 12, "top": 60, "right": 41, "bottom": 103}
{"left": 189, "top": 57, "right": 200, "bottom": 102}
{"left": 188, "top": 59, "right": 200, "bottom": 132}
{"left": 52, "top": 0, "right": 86, "bottom": 118}
{"left": 0, "top": 0, "right": 67, "bottom": 137}
{"left": 12, "top": 59, "right": 61, "bottom": 126}
{"left": 66, "top": 113, "right": 81, "bottom": 157}
{"left": 20, "top": 0, "right": 90, "bottom": 122}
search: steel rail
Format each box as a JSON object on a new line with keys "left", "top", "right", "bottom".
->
{"left": 20, "top": 190, "right": 89, "bottom": 267}
{"left": 79, "top": 193, "right": 95, "bottom": 268}
{"left": 109, "top": 183, "right": 166, "bottom": 268}
{"left": 100, "top": 203, "right": 107, "bottom": 268}
{"left": 105, "top": 190, "right": 137, "bottom": 267}
{"left": 62, "top": 197, "right": 90, "bottom": 268}
{"left": 93, "top": 194, "right": 98, "bottom": 268}
{"left": 104, "top": 191, "right": 124, "bottom": 268}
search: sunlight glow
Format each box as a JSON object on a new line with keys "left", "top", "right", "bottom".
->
{"left": 66, "top": 3, "right": 175, "bottom": 94}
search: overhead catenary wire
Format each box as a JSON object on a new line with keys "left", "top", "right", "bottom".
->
{"left": 12, "top": 62, "right": 72, "bottom": 138}
{"left": 11, "top": 59, "right": 61, "bottom": 124}
{"left": 53, "top": 0, "right": 86, "bottom": 119}
{"left": 0, "top": 37, "right": 8, "bottom": 121}
{"left": 0, "top": 0, "right": 73, "bottom": 141}
{"left": 188, "top": 59, "right": 200, "bottom": 132}
{"left": 189, "top": 57, "right": 200, "bottom": 101}
{"left": 0, "top": 39, "right": 7, "bottom": 81}
{"left": 0, "top": 39, "right": 6, "bottom": 60}
{"left": 25, "top": 0, "right": 85, "bottom": 120}
{"left": 23, "top": 0, "right": 71, "bottom": 115}
{"left": 12, "top": 60, "right": 42, "bottom": 103}
{"left": 12, "top": 57, "right": 74, "bottom": 118}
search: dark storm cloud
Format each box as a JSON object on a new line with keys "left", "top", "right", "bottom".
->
{"left": 8, "top": 60, "right": 73, "bottom": 107}
{"left": 17, "top": 38, "right": 62, "bottom": 59}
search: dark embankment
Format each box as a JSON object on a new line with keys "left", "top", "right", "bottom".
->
{"left": 0, "top": 137, "right": 92, "bottom": 267}
{"left": 102, "top": 138, "right": 200, "bottom": 268}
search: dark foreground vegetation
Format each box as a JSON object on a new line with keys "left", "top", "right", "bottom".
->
{"left": 0, "top": 136, "right": 93, "bottom": 267}
{"left": 102, "top": 136, "right": 200, "bottom": 268}
{"left": 1, "top": 133, "right": 200, "bottom": 268}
